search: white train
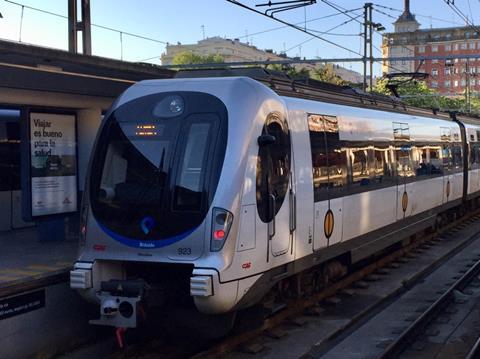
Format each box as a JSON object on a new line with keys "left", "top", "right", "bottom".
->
{"left": 70, "top": 69, "right": 480, "bottom": 332}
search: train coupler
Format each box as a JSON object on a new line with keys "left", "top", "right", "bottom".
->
{"left": 90, "top": 279, "right": 147, "bottom": 329}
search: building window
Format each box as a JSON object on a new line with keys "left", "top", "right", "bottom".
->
{"left": 455, "top": 43, "right": 459, "bottom": 50}
{"left": 431, "top": 81, "right": 438, "bottom": 88}
{"left": 461, "top": 79, "right": 466, "bottom": 86}
{"left": 445, "top": 80, "right": 451, "bottom": 87}
{"left": 470, "top": 42, "right": 476, "bottom": 50}
{"left": 402, "top": 59, "right": 407, "bottom": 65}
{"left": 446, "top": 33, "right": 452, "bottom": 40}
{"left": 432, "top": 68, "right": 438, "bottom": 76}
{"left": 466, "top": 32, "right": 471, "bottom": 38}
{"left": 445, "top": 44, "right": 452, "bottom": 51}
{"left": 461, "top": 43, "right": 467, "bottom": 50}
{"left": 454, "top": 80, "right": 459, "bottom": 87}
{"left": 432, "top": 45, "right": 438, "bottom": 52}
{"left": 418, "top": 45, "right": 425, "bottom": 53}
{"left": 445, "top": 68, "right": 451, "bottom": 75}
{"left": 433, "top": 59, "right": 438, "bottom": 64}
{"left": 472, "top": 79, "right": 476, "bottom": 86}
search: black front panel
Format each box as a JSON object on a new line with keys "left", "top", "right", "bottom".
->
{"left": 90, "top": 92, "right": 227, "bottom": 241}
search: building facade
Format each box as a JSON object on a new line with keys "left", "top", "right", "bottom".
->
{"left": 382, "top": 0, "right": 480, "bottom": 95}
{"left": 162, "top": 36, "right": 363, "bottom": 84}
{"left": 161, "top": 36, "right": 286, "bottom": 65}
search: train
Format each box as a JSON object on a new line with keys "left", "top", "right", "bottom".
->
{"left": 70, "top": 68, "right": 480, "bottom": 336}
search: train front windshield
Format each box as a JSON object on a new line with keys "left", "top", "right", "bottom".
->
{"left": 89, "top": 92, "right": 227, "bottom": 242}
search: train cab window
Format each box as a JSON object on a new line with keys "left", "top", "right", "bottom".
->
{"left": 308, "top": 114, "right": 347, "bottom": 202}
{"left": 90, "top": 91, "right": 228, "bottom": 241}
{"left": 174, "top": 121, "right": 213, "bottom": 211}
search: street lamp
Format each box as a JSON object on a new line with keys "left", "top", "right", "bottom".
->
{"left": 374, "top": 23, "right": 385, "bottom": 31}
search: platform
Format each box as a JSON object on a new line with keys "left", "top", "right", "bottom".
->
{"left": 0, "top": 227, "right": 78, "bottom": 297}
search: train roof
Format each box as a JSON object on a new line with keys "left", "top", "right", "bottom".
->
{"left": 176, "top": 67, "right": 480, "bottom": 124}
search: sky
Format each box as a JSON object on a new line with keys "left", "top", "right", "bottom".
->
{"left": 0, "top": 0, "right": 478, "bottom": 76}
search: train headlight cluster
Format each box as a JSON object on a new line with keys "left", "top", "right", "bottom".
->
{"left": 210, "top": 207, "right": 233, "bottom": 252}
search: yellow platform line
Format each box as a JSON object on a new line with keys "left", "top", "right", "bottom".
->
{"left": 27, "top": 265, "right": 57, "bottom": 271}
{"left": 0, "top": 269, "right": 42, "bottom": 276}
{"left": 55, "top": 261, "right": 73, "bottom": 266}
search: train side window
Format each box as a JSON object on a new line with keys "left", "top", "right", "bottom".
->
{"left": 308, "top": 114, "right": 347, "bottom": 202}
{"left": 412, "top": 146, "right": 430, "bottom": 177}
{"left": 429, "top": 146, "right": 443, "bottom": 175}
{"left": 452, "top": 145, "right": 463, "bottom": 172}
{"left": 472, "top": 143, "right": 480, "bottom": 170}
{"left": 372, "top": 145, "right": 394, "bottom": 185}
{"left": 349, "top": 147, "right": 370, "bottom": 189}
{"left": 395, "top": 145, "right": 415, "bottom": 181}
{"left": 442, "top": 144, "right": 453, "bottom": 174}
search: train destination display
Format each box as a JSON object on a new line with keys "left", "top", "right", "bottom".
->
{"left": 29, "top": 112, "right": 77, "bottom": 217}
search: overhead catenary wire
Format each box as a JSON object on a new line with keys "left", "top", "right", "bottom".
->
{"left": 138, "top": 9, "right": 364, "bottom": 63}
{"left": 373, "top": 3, "right": 463, "bottom": 26}
{"left": 442, "top": 0, "right": 480, "bottom": 34}
{"left": 285, "top": 14, "right": 363, "bottom": 54}
{"left": 226, "top": 0, "right": 365, "bottom": 58}
{"left": 319, "top": 0, "right": 410, "bottom": 75}
{"left": 4, "top": 0, "right": 169, "bottom": 45}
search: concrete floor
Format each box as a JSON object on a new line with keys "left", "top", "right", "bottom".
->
{"left": 0, "top": 227, "right": 78, "bottom": 288}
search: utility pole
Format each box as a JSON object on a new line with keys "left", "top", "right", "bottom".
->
{"left": 464, "top": 60, "right": 476, "bottom": 113}
{"left": 68, "top": 0, "right": 92, "bottom": 55}
{"left": 363, "top": 3, "right": 374, "bottom": 92}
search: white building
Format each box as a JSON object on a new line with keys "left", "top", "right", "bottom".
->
{"left": 162, "top": 36, "right": 363, "bottom": 84}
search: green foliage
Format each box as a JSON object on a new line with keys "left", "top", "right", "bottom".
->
{"left": 310, "top": 64, "right": 347, "bottom": 86}
{"left": 266, "top": 64, "right": 310, "bottom": 78}
{"left": 172, "top": 51, "right": 224, "bottom": 65}
{"left": 372, "top": 78, "right": 480, "bottom": 114}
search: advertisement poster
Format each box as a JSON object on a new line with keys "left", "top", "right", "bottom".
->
{"left": 30, "top": 112, "right": 77, "bottom": 217}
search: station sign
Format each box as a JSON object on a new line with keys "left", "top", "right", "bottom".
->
{"left": 23, "top": 111, "right": 78, "bottom": 218}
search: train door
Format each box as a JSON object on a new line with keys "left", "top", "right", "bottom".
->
{"left": 0, "top": 109, "right": 33, "bottom": 231}
{"left": 256, "top": 112, "right": 292, "bottom": 257}
{"left": 308, "top": 114, "right": 345, "bottom": 251}
{"left": 441, "top": 136, "right": 463, "bottom": 204}
{"left": 394, "top": 123, "right": 414, "bottom": 220}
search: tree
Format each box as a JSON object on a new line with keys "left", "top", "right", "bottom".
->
{"left": 310, "top": 64, "right": 347, "bottom": 86}
{"left": 266, "top": 64, "right": 310, "bottom": 78}
{"left": 371, "top": 78, "right": 480, "bottom": 114}
{"left": 172, "top": 51, "right": 224, "bottom": 65}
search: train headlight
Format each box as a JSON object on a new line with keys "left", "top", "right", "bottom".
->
{"left": 152, "top": 95, "right": 184, "bottom": 117}
{"left": 210, "top": 207, "right": 233, "bottom": 252}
